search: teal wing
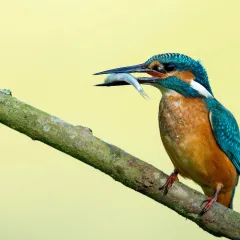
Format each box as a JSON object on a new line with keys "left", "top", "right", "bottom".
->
{"left": 208, "top": 100, "right": 240, "bottom": 173}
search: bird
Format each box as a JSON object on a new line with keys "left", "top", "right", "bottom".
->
{"left": 94, "top": 53, "right": 240, "bottom": 214}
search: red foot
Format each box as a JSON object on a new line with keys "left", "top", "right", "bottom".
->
{"left": 200, "top": 183, "right": 223, "bottom": 215}
{"left": 159, "top": 170, "right": 178, "bottom": 195}
{"left": 200, "top": 197, "right": 217, "bottom": 215}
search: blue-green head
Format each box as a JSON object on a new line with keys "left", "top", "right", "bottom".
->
{"left": 94, "top": 53, "right": 213, "bottom": 98}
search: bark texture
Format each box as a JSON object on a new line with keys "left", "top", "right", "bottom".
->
{"left": 0, "top": 91, "right": 239, "bottom": 239}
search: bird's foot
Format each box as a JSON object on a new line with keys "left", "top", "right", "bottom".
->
{"left": 200, "top": 197, "right": 217, "bottom": 215}
{"left": 159, "top": 170, "right": 178, "bottom": 195}
{"left": 200, "top": 183, "right": 223, "bottom": 215}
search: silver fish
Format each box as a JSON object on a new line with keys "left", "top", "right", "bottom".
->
{"left": 104, "top": 73, "right": 149, "bottom": 99}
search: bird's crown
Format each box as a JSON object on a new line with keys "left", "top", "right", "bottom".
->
{"left": 145, "top": 53, "right": 195, "bottom": 68}
{"left": 145, "top": 53, "right": 213, "bottom": 95}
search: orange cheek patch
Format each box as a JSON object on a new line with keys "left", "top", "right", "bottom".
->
{"left": 147, "top": 70, "right": 195, "bottom": 81}
{"left": 148, "top": 61, "right": 161, "bottom": 69}
{"left": 170, "top": 71, "right": 195, "bottom": 83}
{"left": 148, "top": 72, "right": 168, "bottom": 78}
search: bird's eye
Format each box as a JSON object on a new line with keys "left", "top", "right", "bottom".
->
{"left": 164, "top": 63, "right": 176, "bottom": 72}
{"left": 152, "top": 65, "right": 164, "bottom": 72}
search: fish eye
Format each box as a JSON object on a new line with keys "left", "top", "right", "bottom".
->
{"left": 164, "top": 63, "right": 176, "bottom": 72}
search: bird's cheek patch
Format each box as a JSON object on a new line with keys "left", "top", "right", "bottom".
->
{"left": 148, "top": 70, "right": 195, "bottom": 81}
{"left": 148, "top": 61, "right": 161, "bottom": 69}
{"left": 147, "top": 72, "right": 168, "bottom": 78}
{"left": 171, "top": 71, "right": 196, "bottom": 83}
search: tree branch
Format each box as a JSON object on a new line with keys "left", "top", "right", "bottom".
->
{"left": 0, "top": 91, "right": 239, "bottom": 239}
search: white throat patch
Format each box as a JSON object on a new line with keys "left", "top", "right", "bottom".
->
{"left": 190, "top": 80, "right": 213, "bottom": 98}
{"left": 152, "top": 83, "right": 180, "bottom": 96}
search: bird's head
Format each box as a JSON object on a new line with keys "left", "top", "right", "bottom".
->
{"left": 94, "top": 53, "right": 213, "bottom": 98}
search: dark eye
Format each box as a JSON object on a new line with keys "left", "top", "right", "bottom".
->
{"left": 152, "top": 65, "right": 164, "bottom": 72}
{"left": 164, "top": 63, "right": 176, "bottom": 72}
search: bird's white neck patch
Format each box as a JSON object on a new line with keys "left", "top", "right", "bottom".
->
{"left": 152, "top": 80, "right": 213, "bottom": 98}
{"left": 152, "top": 83, "right": 180, "bottom": 96}
{"left": 190, "top": 80, "right": 213, "bottom": 98}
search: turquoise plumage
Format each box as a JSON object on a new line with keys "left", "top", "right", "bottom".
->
{"left": 207, "top": 98, "right": 240, "bottom": 173}
{"left": 207, "top": 98, "right": 240, "bottom": 208}
{"left": 95, "top": 52, "right": 239, "bottom": 214}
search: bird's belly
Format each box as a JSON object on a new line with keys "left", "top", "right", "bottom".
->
{"left": 159, "top": 95, "right": 237, "bottom": 190}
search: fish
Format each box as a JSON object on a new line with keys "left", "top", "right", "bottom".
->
{"left": 95, "top": 73, "right": 149, "bottom": 99}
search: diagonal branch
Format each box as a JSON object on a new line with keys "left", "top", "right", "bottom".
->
{"left": 0, "top": 91, "right": 239, "bottom": 239}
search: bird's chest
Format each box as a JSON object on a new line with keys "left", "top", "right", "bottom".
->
{"left": 158, "top": 94, "right": 210, "bottom": 178}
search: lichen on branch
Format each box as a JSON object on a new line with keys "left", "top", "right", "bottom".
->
{"left": 0, "top": 91, "right": 239, "bottom": 239}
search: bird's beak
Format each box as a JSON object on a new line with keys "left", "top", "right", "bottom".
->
{"left": 94, "top": 63, "right": 156, "bottom": 86}
{"left": 93, "top": 63, "right": 150, "bottom": 75}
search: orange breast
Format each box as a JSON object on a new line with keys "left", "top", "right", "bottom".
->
{"left": 159, "top": 94, "right": 237, "bottom": 193}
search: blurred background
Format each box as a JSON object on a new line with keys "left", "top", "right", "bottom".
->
{"left": 0, "top": 0, "right": 239, "bottom": 239}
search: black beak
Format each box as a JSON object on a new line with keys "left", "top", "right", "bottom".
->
{"left": 93, "top": 63, "right": 150, "bottom": 75}
{"left": 94, "top": 63, "right": 156, "bottom": 87}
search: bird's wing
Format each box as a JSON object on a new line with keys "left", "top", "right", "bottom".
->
{"left": 209, "top": 102, "right": 240, "bottom": 173}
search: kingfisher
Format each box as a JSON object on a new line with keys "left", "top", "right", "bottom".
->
{"left": 94, "top": 53, "right": 240, "bottom": 214}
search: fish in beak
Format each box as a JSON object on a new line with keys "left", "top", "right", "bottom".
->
{"left": 94, "top": 63, "right": 157, "bottom": 87}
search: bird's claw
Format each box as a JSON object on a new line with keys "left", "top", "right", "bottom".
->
{"left": 200, "top": 183, "right": 222, "bottom": 215}
{"left": 159, "top": 171, "right": 178, "bottom": 196}
{"left": 201, "top": 197, "right": 211, "bottom": 206}
{"left": 200, "top": 196, "right": 217, "bottom": 215}
{"left": 159, "top": 184, "right": 170, "bottom": 196}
